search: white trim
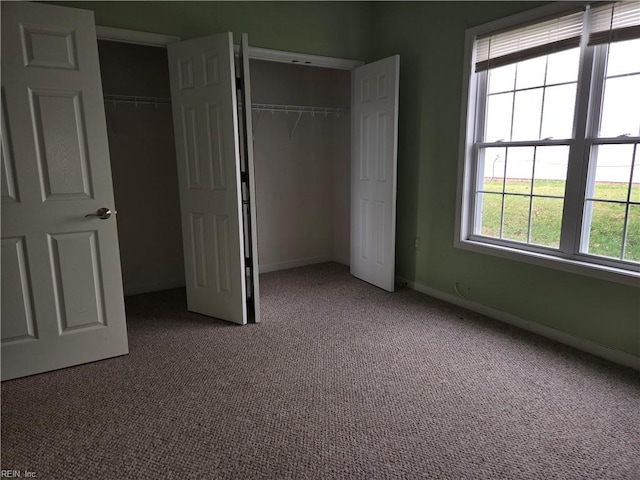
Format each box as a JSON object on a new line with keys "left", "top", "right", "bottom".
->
{"left": 259, "top": 255, "right": 350, "bottom": 273}
{"left": 259, "top": 255, "right": 334, "bottom": 274}
{"left": 96, "top": 26, "right": 180, "bottom": 46}
{"left": 455, "top": 27, "right": 478, "bottom": 245}
{"left": 124, "top": 279, "right": 186, "bottom": 297}
{"left": 396, "top": 276, "right": 640, "bottom": 371}
{"left": 233, "top": 45, "right": 363, "bottom": 70}
{"left": 95, "top": 26, "right": 364, "bottom": 70}
{"left": 457, "top": 238, "right": 639, "bottom": 286}
{"left": 332, "top": 255, "right": 351, "bottom": 267}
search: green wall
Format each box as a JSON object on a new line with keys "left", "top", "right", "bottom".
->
{"left": 50, "top": 1, "right": 639, "bottom": 358}
{"left": 372, "top": 1, "right": 639, "bottom": 358}
{"left": 52, "top": 1, "right": 373, "bottom": 60}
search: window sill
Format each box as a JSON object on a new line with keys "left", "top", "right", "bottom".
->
{"left": 455, "top": 237, "right": 640, "bottom": 287}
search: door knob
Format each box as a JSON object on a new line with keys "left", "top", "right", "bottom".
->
{"left": 85, "top": 207, "right": 113, "bottom": 220}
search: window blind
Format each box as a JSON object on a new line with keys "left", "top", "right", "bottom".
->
{"left": 588, "top": 1, "right": 640, "bottom": 45}
{"left": 475, "top": 10, "right": 584, "bottom": 72}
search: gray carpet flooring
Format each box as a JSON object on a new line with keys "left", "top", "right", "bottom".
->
{"left": 2, "top": 262, "right": 639, "bottom": 479}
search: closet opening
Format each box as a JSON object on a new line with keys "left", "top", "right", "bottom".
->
{"left": 97, "top": 40, "right": 185, "bottom": 297}
{"left": 248, "top": 59, "right": 352, "bottom": 274}
{"left": 97, "top": 38, "right": 353, "bottom": 302}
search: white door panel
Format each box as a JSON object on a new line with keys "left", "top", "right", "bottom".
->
{"left": 168, "top": 33, "right": 247, "bottom": 325}
{"left": 1, "top": 2, "right": 128, "bottom": 380}
{"left": 351, "top": 55, "right": 400, "bottom": 292}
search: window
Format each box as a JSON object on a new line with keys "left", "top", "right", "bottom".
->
{"left": 457, "top": 1, "right": 640, "bottom": 283}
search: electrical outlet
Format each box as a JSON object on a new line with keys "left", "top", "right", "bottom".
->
{"left": 414, "top": 237, "right": 420, "bottom": 250}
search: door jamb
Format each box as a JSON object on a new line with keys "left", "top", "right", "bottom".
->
{"left": 95, "top": 26, "right": 363, "bottom": 69}
{"left": 240, "top": 45, "right": 363, "bottom": 70}
{"left": 96, "top": 26, "right": 180, "bottom": 47}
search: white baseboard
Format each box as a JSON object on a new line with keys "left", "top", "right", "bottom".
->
{"left": 259, "top": 255, "right": 334, "bottom": 274}
{"left": 396, "top": 276, "right": 640, "bottom": 371}
{"left": 124, "top": 279, "right": 186, "bottom": 296}
{"left": 332, "top": 255, "right": 350, "bottom": 267}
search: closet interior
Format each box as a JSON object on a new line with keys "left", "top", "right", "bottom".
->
{"left": 248, "top": 59, "right": 351, "bottom": 273}
{"left": 98, "top": 40, "right": 352, "bottom": 296}
{"left": 98, "top": 40, "right": 184, "bottom": 296}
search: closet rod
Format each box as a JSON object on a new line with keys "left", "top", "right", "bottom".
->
{"left": 103, "top": 94, "right": 172, "bottom": 107}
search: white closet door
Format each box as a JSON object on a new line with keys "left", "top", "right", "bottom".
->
{"left": 1, "top": 2, "right": 129, "bottom": 380}
{"left": 351, "top": 55, "right": 400, "bottom": 292}
{"left": 239, "top": 34, "right": 261, "bottom": 323}
{"left": 168, "top": 33, "right": 248, "bottom": 325}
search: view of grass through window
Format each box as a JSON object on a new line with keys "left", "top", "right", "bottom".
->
{"left": 479, "top": 180, "right": 640, "bottom": 262}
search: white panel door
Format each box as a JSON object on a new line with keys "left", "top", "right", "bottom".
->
{"left": 351, "top": 56, "right": 400, "bottom": 292}
{"left": 168, "top": 33, "right": 247, "bottom": 325}
{"left": 1, "top": 2, "right": 129, "bottom": 380}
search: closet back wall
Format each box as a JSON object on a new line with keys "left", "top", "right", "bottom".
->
{"left": 98, "top": 41, "right": 185, "bottom": 295}
{"left": 249, "top": 60, "right": 351, "bottom": 272}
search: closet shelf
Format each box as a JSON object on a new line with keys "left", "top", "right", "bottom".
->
{"left": 103, "top": 94, "right": 172, "bottom": 107}
{"left": 244, "top": 103, "right": 350, "bottom": 138}
{"left": 250, "top": 103, "right": 349, "bottom": 117}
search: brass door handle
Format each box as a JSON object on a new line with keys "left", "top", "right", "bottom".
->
{"left": 85, "top": 208, "right": 114, "bottom": 220}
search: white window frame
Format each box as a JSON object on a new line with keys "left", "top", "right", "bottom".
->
{"left": 455, "top": 1, "right": 640, "bottom": 286}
